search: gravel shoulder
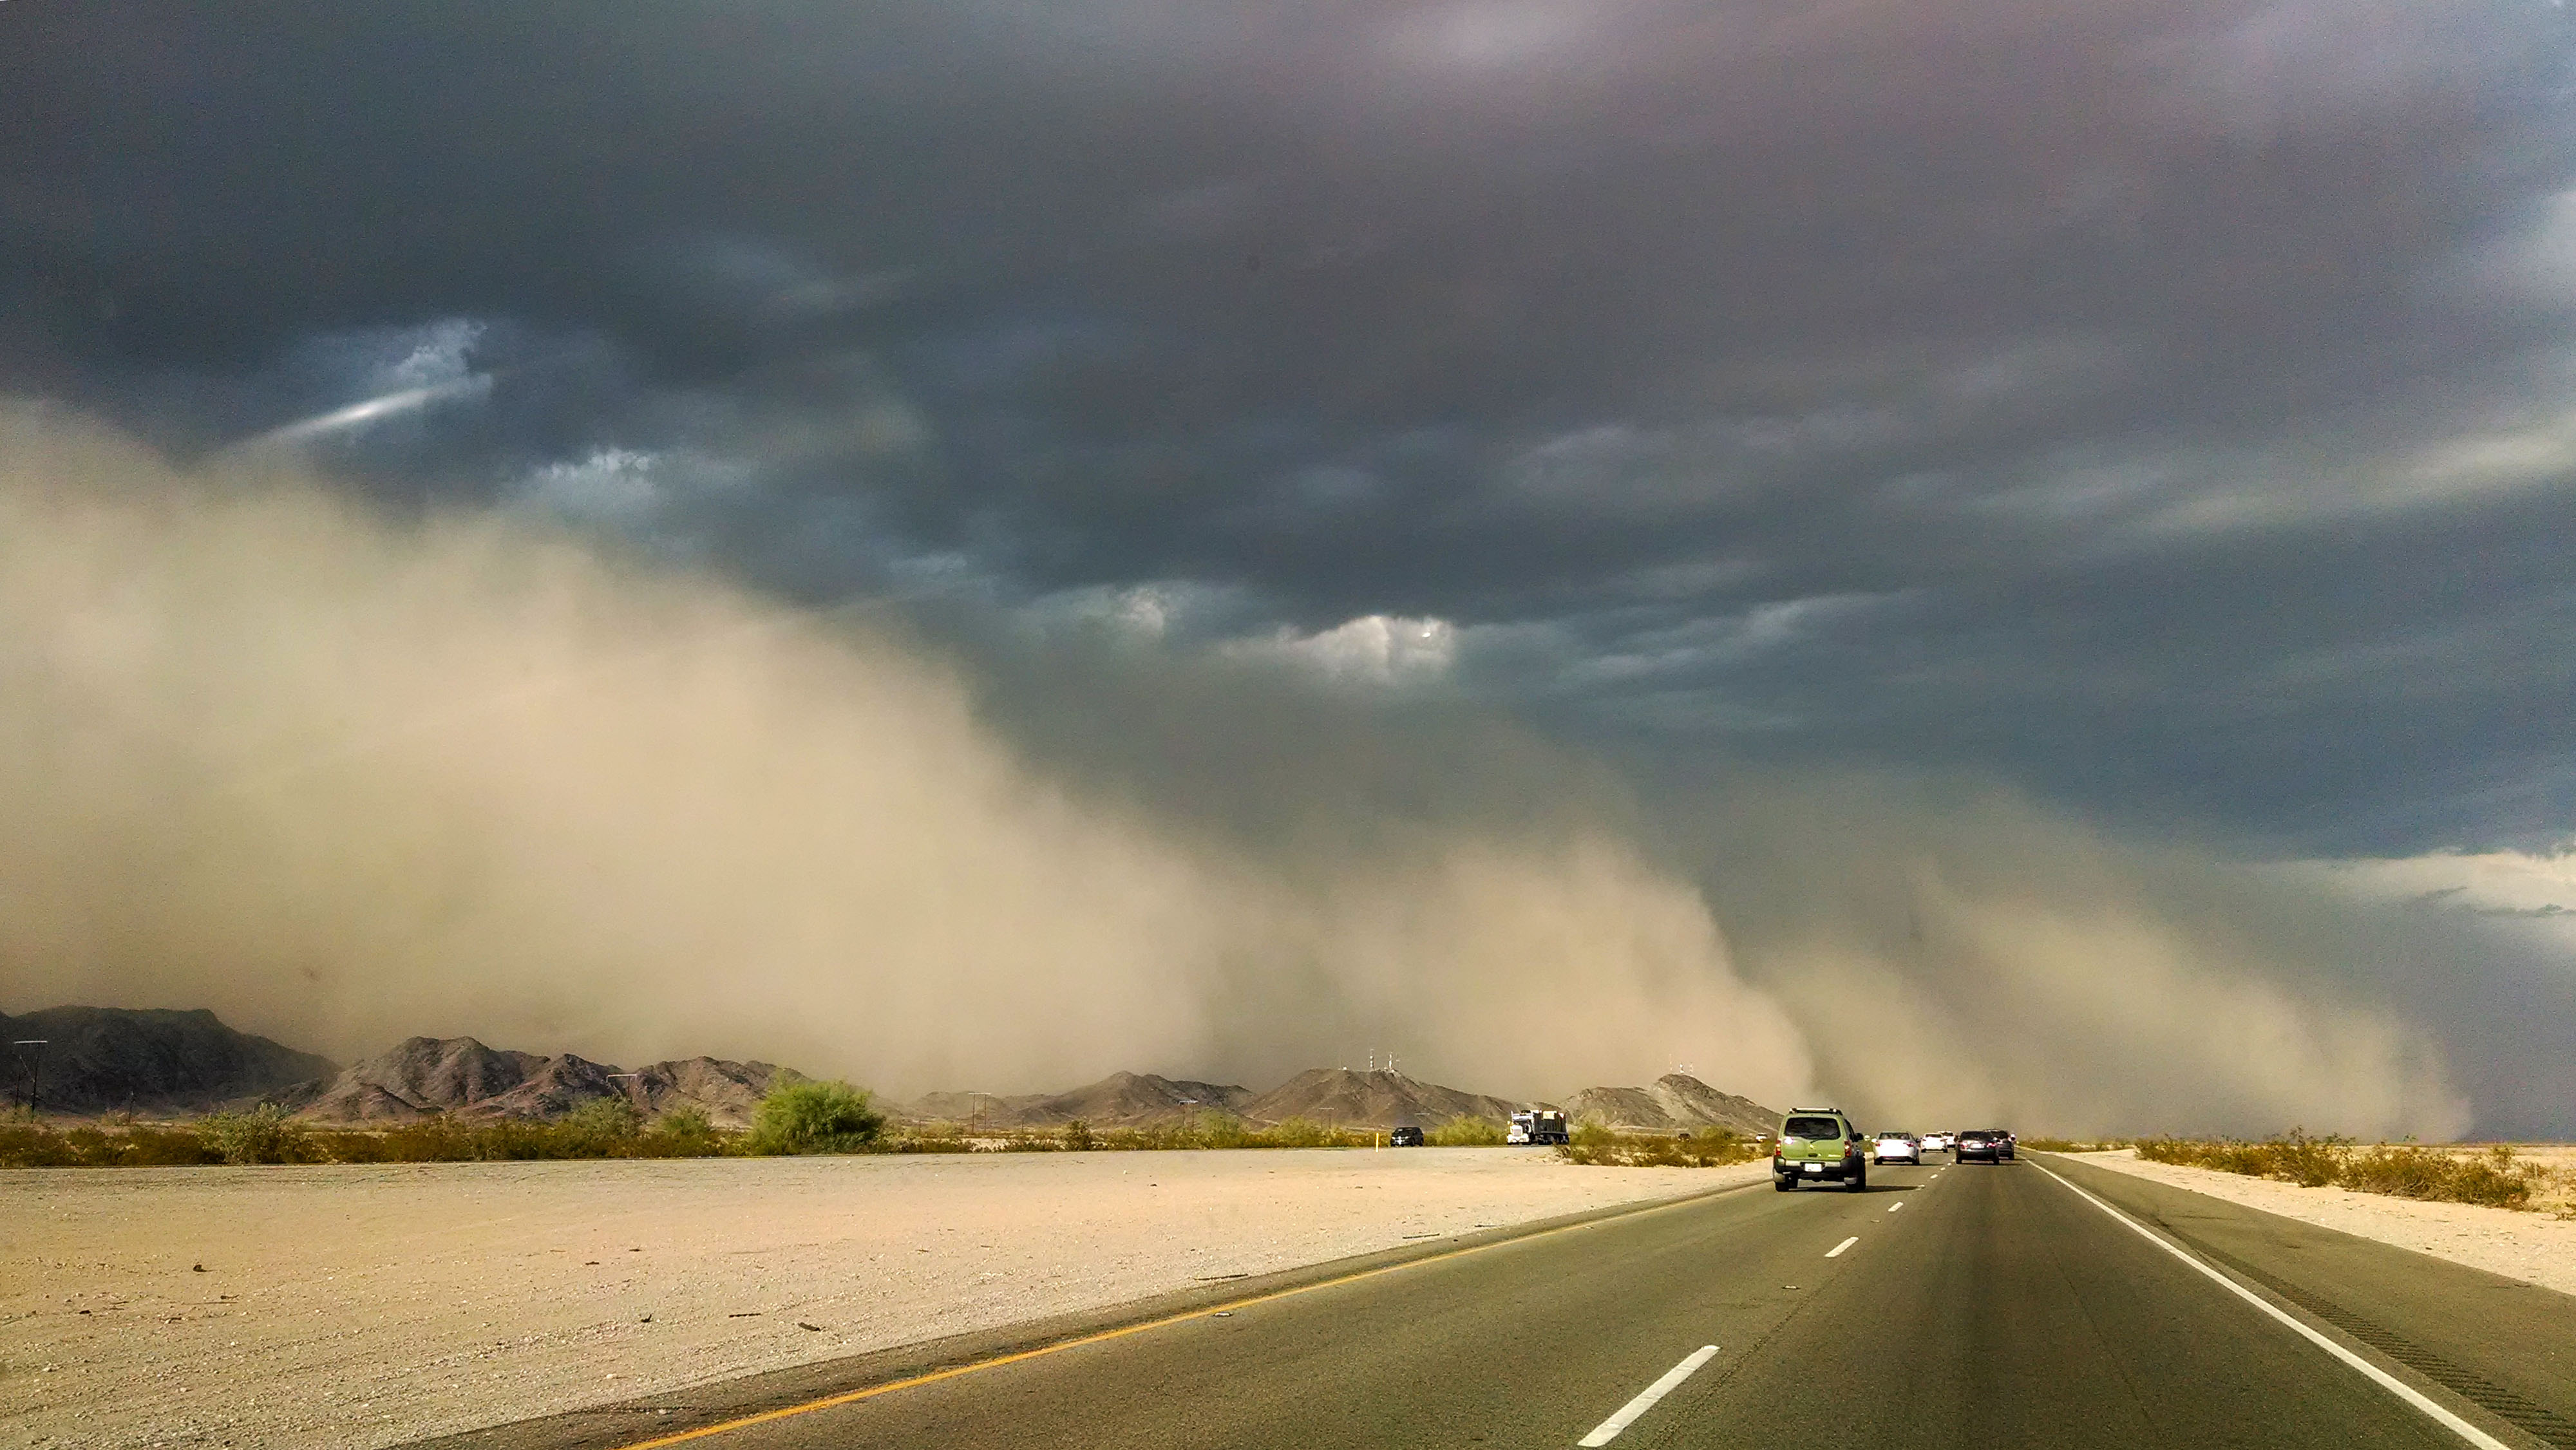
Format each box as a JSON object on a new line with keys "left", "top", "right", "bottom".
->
{"left": 2068, "top": 1147, "right": 2576, "bottom": 1297}
{"left": 0, "top": 1148, "right": 1762, "bottom": 1449}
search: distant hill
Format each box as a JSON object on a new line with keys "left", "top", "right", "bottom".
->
{"left": 1239, "top": 1068, "right": 1524, "bottom": 1129}
{"left": 280, "top": 1035, "right": 803, "bottom": 1127}
{"left": 1560, "top": 1073, "right": 1781, "bottom": 1137}
{"left": 903, "top": 1071, "right": 1253, "bottom": 1129}
{"left": 905, "top": 1067, "right": 1537, "bottom": 1131}
{"left": 0, "top": 1006, "right": 337, "bottom": 1115}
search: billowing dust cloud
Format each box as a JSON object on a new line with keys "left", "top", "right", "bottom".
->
{"left": 0, "top": 406, "right": 1810, "bottom": 1103}
{"left": 0, "top": 407, "right": 2492, "bottom": 1135}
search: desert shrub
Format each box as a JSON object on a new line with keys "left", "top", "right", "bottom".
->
{"left": 1428, "top": 1114, "right": 1505, "bottom": 1147}
{"left": 1560, "top": 1127, "right": 1763, "bottom": 1168}
{"left": 1257, "top": 1116, "right": 1331, "bottom": 1148}
{"left": 638, "top": 1105, "right": 723, "bottom": 1157}
{"left": 475, "top": 1119, "right": 567, "bottom": 1160}
{"left": 889, "top": 1129, "right": 976, "bottom": 1153}
{"left": 367, "top": 1116, "right": 478, "bottom": 1162}
{"left": 553, "top": 1096, "right": 643, "bottom": 1156}
{"left": 198, "top": 1104, "right": 316, "bottom": 1165}
{"left": 2447, "top": 1149, "right": 2541, "bottom": 1209}
{"left": 0, "top": 1124, "right": 79, "bottom": 1167}
{"left": 123, "top": 1127, "right": 218, "bottom": 1165}
{"left": 1190, "top": 1110, "right": 1253, "bottom": 1148}
{"left": 2271, "top": 1129, "right": 2348, "bottom": 1188}
{"left": 749, "top": 1080, "right": 886, "bottom": 1155}
{"left": 1060, "top": 1118, "right": 1096, "bottom": 1151}
{"left": 2140, "top": 1133, "right": 2544, "bottom": 1211}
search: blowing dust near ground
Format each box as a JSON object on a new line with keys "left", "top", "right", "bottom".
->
{"left": 0, "top": 405, "right": 2499, "bottom": 1136}
{"left": 0, "top": 406, "right": 1813, "bottom": 1104}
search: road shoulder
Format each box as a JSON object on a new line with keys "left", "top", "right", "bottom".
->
{"left": 2037, "top": 1153, "right": 2576, "bottom": 1449}
{"left": 387, "top": 1171, "right": 1776, "bottom": 1450}
{"left": 2068, "top": 1148, "right": 2576, "bottom": 1297}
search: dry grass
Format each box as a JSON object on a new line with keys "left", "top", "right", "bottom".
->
{"left": 1557, "top": 1120, "right": 1765, "bottom": 1168}
{"left": 0, "top": 1111, "right": 737, "bottom": 1167}
{"left": 2, "top": 1102, "right": 1512, "bottom": 1169}
{"left": 2136, "top": 1133, "right": 2576, "bottom": 1214}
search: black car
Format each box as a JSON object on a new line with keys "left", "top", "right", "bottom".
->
{"left": 1956, "top": 1129, "right": 2012, "bottom": 1163}
{"left": 1390, "top": 1125, "right": 1425, "bottom": 1147}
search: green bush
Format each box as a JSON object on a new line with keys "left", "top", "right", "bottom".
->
{"left": 638, "top": 1104, "right": 723, "bottom": 1157}
{"left": 1258, "top": 1116, "right": 1332, "bottom": 1148}
{"left": 1191, "top": 1109, "right": 1253, "bottom": 1148}
{"left": 198, "top": 1104, "right": 315, "bottom": 1165}
{"left": 748, "top": 1080, "right": 886, "bottom": 1155}
{"left": 553, "top": 1096, "right": 643, "bottom": 1156}
{"left": 1427, "top": 1114, "right": 1505, "bottom": 1146}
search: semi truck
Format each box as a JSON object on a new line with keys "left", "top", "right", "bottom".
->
{"left": 1508, "top": 1109, "right": 1570, "bottom": 1145}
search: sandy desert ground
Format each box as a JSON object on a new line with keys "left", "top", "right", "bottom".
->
{"left": 0, "top": 1148, "right": 1765, "bottom": 1450}
{"left": 2071, "top": 1147, "right": 2576, "bottom": 1296}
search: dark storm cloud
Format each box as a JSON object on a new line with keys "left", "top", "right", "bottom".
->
{"left": 6, "top": 0, "right": 2576, "bottom": 850}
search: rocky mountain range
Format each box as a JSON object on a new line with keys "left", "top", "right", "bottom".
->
{"left": 1560, "top": 1073, "right": 1785, "bottom": 1138}
{"left": 0, "top": 1006, "right": 337, "bottom": 1115}
{"left": 905, "top": 1071, "right": 1255, "bottom": 1129}
{"left": 1240, "top": 1068, "right": 1522, "bottom": 1130}
{"left": 6, "top": 1005, "right": 1783, "bottom": 1136}
{"left": 275, "top": 1036, "right": 799, "bottom": 1127}
{"left": 902, "top": 1067, "right": 1781, "bottom": 1135}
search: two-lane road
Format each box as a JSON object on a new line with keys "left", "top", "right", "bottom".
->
{"left": 419, "top": 1154, "right": 2576, "bottom": 1450}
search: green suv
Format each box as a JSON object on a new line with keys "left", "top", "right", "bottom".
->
{"left": 1772, "top": 1108, "right": 1866, "bottom": 1192}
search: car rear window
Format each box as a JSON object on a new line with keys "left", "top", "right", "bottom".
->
{"left": 1783, "top": 1116, "right": 1843, "bottom": 1140}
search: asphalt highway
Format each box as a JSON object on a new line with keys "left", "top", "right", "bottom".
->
{"left": 417, "top": 1153, "right": 2576, "bottom": 1450}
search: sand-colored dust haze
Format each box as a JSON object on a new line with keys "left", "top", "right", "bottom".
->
{"left": 0, "top": 406, "right": 2517, "bottom": 1137}
{"left": 0, "top": 405, "right": 1815, "bottom": 1103}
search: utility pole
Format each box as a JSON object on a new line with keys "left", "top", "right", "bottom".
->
{"left": 11, "top": 1040, "right": 48, "bottom": 1116}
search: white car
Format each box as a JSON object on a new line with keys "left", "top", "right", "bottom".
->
{"left": 1872, "top": 1133, "right": 1920, "bottom": 1165}
{"left": 1920, "top": 1132, "right": 1952, "bottom": 1153}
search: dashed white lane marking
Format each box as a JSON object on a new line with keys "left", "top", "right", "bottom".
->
{"left": 1888, "top": 1201, "right": 1904, "bottom": 1212}
{"left": 1826, "top": 1236, "right": 1858, "bottom": 1257}
{"left": 2028, "top": 1160, "right": 2511, "bottom": 1450}
{"left": 1577, "top": 1345, "right": 1719, "bottom": 1447}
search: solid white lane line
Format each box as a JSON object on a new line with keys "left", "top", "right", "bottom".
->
{"left": 1826, "top": 1236, "right": 1858, "bottom": 1257}
{"left": 2028, "top": 1160, "right": 2511, "bottom": 1450}
{"left": 1577, "top": 1345, "right": 1719, "bottom": 1447}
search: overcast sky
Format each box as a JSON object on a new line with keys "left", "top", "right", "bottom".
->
{"left": 10, "top": 1, "right": 2576, "bottom": 858}
{"left": 10, "top": 5, "right": 2576, "bottom": 1135}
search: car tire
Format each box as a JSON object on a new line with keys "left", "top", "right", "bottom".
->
{"left": 1849, "top": 1169, "right": 1866, "bottom": 1193}
{"left": 1775, "top": 1176, "right": 1793, "bottom": 1191}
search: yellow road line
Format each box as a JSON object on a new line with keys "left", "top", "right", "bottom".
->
{"left": 613, "top": 1180, "right": 1754, "bottom": 1448}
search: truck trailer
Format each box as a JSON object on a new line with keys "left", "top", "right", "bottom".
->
{"left": 1508, "top": 1109, "right": 1569, "bottom": 1145}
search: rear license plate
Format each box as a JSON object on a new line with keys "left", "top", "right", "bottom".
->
{"left": 1804, "top": 1163, "right": 1823, "bottom": 1174}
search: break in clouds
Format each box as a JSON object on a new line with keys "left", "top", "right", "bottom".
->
{"left": 0, "top": 408, "right": 2521, "bottom": 1139}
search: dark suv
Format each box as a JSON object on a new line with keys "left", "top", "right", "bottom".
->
{"left": 1389, "top": 1125, "right": 1425, "bottom": 1147}
{"left": 1956, "top": 1129, "right": 2013, "bottom": 1163}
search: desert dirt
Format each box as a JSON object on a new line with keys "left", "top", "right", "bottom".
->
{"left": 0, "top": 1148, "right": 1765, "bottom": 1449}
{"left": 2069, "top": 1147, "right": 2576, "bottom": 1297}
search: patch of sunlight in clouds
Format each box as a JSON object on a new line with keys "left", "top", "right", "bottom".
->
{"left": 1224, "top": 614, "right": 1459, "bottom": 685}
